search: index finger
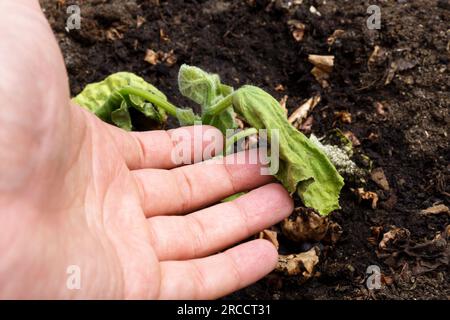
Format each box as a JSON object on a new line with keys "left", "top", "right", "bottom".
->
{"left": 106, "top": 124, "right": 223, "bottom": 170}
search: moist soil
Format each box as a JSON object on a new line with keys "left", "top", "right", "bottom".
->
{"left": 40, "top": 0, "right": 449, "bottom": 299}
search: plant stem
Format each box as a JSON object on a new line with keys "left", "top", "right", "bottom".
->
{"left": 225, "top": 127, "right": 258, "bottom": 155}
{"left": 202, "top": 92, "right": 234, "bottom": 123}
{"left": 118, "top": 86, "right": 182, "bottom": 117}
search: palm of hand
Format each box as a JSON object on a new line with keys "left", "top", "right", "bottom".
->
{"left": 0, "top": 0, "right": 293, "bottom": 299}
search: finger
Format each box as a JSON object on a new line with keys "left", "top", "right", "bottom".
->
{"left": 106, "top": 124, "right": 223, "bottom": 170}
{"left": 134, "top": 149, "right": 274, "bottom": 217}
{"left": 2, "top": 0, "right": 41, "bottom": 11}
{"left": 148, "top": 183, "right": 293, "bottom": 261}
{"left": 158, "top": 239, "right": 278, "bottom": 300}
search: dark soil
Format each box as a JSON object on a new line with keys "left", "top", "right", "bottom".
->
{"left": 40, "top": 0, "right": 449, "bottom": 299}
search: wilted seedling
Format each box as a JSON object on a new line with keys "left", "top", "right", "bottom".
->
{"left": 73, "top": 65, "right": 345, "bottom": 215}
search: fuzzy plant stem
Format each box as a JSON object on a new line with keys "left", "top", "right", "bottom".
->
{"left": 118, "top": 86, "right": 182, "bottom": 117}
{"left": 201, "top": 92, "right": 234, "bottom": 123}
{"left": 225, "top": 127, "right": 258, "bottom": 155}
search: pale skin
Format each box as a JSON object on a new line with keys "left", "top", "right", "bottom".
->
{"left": 0, "top": 0, "right": 293, "bottom": 299}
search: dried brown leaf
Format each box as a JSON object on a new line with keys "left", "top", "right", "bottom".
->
{"left": 281, "top": 208, "right": 329, "bottom": 243}
{"left": 379, "top": 227, "right": 411, "bottom": 250}
{"left": 354, "top": 188, "right": 379, "bottom": 209}
{"left": 288, "top": 95, "right": 321, "bottom": 128}
{"left": 276, "top": 247, "right": 320, "bottom": 280}
{"left": 144, "top": 49, "right": 159, "bottom": 65}
{"left": 105, "top": 27, "right": 123, "bottom": 41}
{"left": 144, "top": 49, "right": 177, "bottom": 67}
{"left": 163, "top": 50, "right": 177, "bottom": 66}
{"left": 258, "top": 229, "right": 279, "bottom": 250}
{"left": 323, "top": 221, "right": 343, "bottom": 245}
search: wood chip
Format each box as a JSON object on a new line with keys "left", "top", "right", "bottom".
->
{"left": 308, "top": 55, "right": 334, "bottom": 73}
{"left": 308, "top": 55, "right": 334, "bottom": 87}
{"left": 421, "top": 204, "right": 450, "bottom": 216}
{"left": 371, "top": 167, "right": 390, "bottom": 191}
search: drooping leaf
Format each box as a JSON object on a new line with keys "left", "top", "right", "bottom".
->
{"left": 72, "top": 72, "right": 168, "bottom": 130}
{"left": 110, "top": 100, "right": 132, "bottom": 131}
{"left": 233, "top": 85, "right": 344, "bottom": 215}
{"left": 178, "top": 64, "right": 237, "bottom": 133}
{"left": 176, "top": 108, "right": 199, "bottom": 126}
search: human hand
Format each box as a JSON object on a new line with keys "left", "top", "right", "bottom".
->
{"left": 0, "top": 0, "right": 293, "bottom": 299}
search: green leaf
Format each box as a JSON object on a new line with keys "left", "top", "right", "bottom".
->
{"left": 178, "top": 64, "right": 237, "bottom": 133}
{"left": 176, "top": 108, "right": 200, "bottom": 126}
{"left": 208, "top": 107, "right": 237, "bottom": 134}
{"left": 72, "top": 72, "right": 168, "bottom": 130}
{"left": 233, "top": 85, "right": 344, "bottom": 215}
{"left": 111, "top": 100, "right": 132, "bottom": 131}
{"left": 178, "top": 64, "right": 221, "bottom": 109}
